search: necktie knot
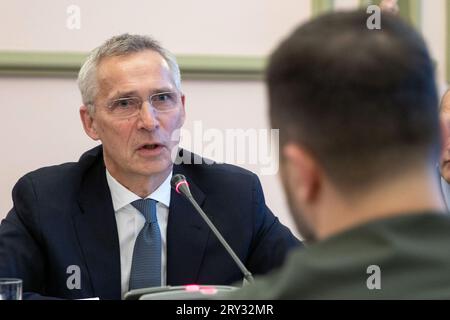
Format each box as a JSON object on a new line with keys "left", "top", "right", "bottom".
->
{"left": 131, "top": 199, "right": 158, "bottom": 223}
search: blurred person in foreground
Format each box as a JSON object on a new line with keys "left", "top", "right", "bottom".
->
{"left": 226, "top": 10, "right": 450, "bottom": 299}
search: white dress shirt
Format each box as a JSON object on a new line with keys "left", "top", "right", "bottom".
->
{"left": 106, "top": 170, "right": 171, "bottom": 299}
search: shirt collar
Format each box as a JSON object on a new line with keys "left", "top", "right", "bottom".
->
{"left": 106, "top": 169, "right": 172, "bottom": 211}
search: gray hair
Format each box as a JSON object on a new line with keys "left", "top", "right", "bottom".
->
{"left": 77, "top": 33, "right": 182, "bottom": 113}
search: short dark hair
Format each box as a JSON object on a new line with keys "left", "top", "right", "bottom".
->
{"left": 267, "top": 10, "right": 439, "bottom": 191}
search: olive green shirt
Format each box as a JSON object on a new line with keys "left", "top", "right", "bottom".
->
{"left": 226, "top": 212, "right": 450, "bottom": 299}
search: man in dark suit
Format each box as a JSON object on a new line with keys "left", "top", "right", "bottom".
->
{"left": 0, "top": 34, "right": 299, "bottom": 299}
{"left": 226, "top": 11, "right": 450, "bottom": 299}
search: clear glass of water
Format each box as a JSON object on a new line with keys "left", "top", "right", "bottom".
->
{"left": 0, "top": 279, "right": 22, "bottom": 300}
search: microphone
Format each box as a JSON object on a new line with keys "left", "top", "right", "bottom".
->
{"left": 171, "top": 174, "right": 254, "bottom": 285}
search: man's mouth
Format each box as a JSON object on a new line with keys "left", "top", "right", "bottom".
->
{"left": 138, "top": 143, "right": 162, "bottom": 150}
{"left": 135, "top": 143, "right": 167, "bottom": 156}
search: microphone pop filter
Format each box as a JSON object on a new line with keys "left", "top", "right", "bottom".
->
{"left": 171, "top": 174, "right": 192, "bottom": 197}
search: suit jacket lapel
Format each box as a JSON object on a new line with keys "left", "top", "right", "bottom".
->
{"left": 167, "top": 165, "right": 209, "bottom": 285}
{"left": 74, "top": 157, "right": 122, "bottom": 299}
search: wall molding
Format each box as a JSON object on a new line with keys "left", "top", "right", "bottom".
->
{"left": 0, "top": 0, "right": 322, "bottom": 80}
{"left": 0, "top": 51, "right": 267, "bottom": 80}
{"left": 311, "top": 0, "right": 334, "bottom": 16}
{"left": 398, "top": 0, "right": 421, "bottom": 29}
{"left": 1, "top": 0, "right": 440, "bottom": 81}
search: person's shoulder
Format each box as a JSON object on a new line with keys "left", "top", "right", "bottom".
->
{"left": 223, "top": 249, "right": 308, "bottom": 300}
{"left": 175, "top": 149, "right": 258, "bottom": 180}
{"left": 223, "top": 268, "right": 290, "bottom": 300}
{"left": 174, "top": 150, "right": 259, "bottom": 185}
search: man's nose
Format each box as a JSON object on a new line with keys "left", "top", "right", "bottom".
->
{"left": 138, "top": 101, "right": 159, "bottom": 130}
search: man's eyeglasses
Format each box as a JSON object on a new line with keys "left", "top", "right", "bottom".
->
{"left": 105, "top": 91, "right": 180, "bottom": 118}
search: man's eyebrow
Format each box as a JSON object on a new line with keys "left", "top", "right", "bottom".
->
{"left": 111, "top": 91, "right": 139, "bottom": 99}
{"left": 150, "top": 87, "right": 174, "bottom": 94}
{"left": 110, "top": 88, "right": 175, "bottom": 100}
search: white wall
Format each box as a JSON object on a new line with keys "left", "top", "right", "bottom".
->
{"left": 0, "top": 0, "right": 310, "bottom": 55}
{"left": 421, "top": 0, "right": 448, "bottom": 92}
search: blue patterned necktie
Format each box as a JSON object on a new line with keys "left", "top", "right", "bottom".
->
{"left": 129, "top": 199, "right": 161, "bottom": 290}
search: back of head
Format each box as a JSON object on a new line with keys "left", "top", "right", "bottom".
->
{"left": 267, "top": 10, "right": 439, "bottom": 192}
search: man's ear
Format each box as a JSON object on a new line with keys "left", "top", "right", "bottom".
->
{"left": 282, "top": 143, "right": 321, "bottom": 203}
{"left": 79, "top": 106, "right": 100, "bottom": 141}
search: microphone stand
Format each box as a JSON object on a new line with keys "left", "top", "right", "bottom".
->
{"left": 184, "top": 193, "right": 255, "bottom": 285}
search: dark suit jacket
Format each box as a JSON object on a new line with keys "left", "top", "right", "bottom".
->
{"left": 0, "top": 146, "right": 300, "bottom": 299}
